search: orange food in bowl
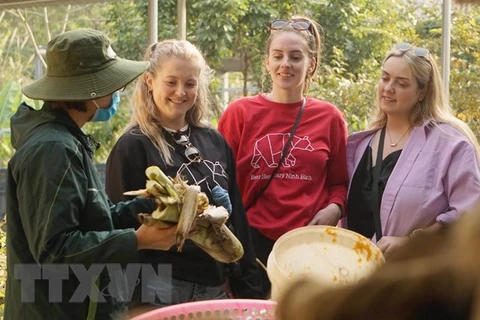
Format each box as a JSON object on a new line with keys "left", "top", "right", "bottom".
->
{"left": 267, "top": 226, "right": 385, "bottom": 301}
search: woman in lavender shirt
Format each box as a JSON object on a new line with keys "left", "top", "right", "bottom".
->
{"left": 345, "top": 43, "right": 480, "bottom": 259}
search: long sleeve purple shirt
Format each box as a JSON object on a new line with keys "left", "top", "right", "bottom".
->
{"left": 344, "top": 121, "right": 480, "bottom": 237}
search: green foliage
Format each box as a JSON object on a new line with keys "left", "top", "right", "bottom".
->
{"left": 313, "top": 49, "right": 378, "bottom": 133}
{"left": 0, "top": 82, "right": 22, "bottom": 129}
{"left": 108, "top": 0, "right": 322, "bottom": 96}
{"left": 104, "top": 1, "right": 155, "bottom": 60}
{"left": 1, "top": 0, "right": 480, "bottom": 160}
{"left": 406, "top": 5, "right": 480, "bottom": 137}
{"left": 0, "top": 82, "right": 21, "bottom": 166}
{"left": 445, "top": 6, "right": 480, "bottom": 136}
{"left": 0, "top": 4, "right": 113, "bottom": 83}
{"left": 0, "top": 3, "right": 127, "bottom": 165}
{"left": 303, "top": 0, "right": 419, "bottom": 133}
{"left": 0, "top": 81, "right": 39, "bottom": 166}
{"left": 1, "top": 1, "right": 480, "bottom": 316}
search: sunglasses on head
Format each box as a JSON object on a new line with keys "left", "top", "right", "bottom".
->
{"left": 172, "top": 130, "right": 202, "bottom": 163}
{"left": 395, "top": 42, "right": 430, "bottom": 57}
{"left": 269, "top": 19, "right": 312, "bottom": 34}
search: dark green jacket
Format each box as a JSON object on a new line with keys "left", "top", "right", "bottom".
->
{"left": 5, "top": 102, "right": 154, "bottom": 320}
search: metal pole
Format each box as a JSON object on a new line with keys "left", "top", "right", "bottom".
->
{"left": 34, "top": 46, "right": 46, "bottom": 80}
{"left": 222, "top": 72, "right": 229, "bottom": 108}
{"left": 177, "top": 0, "right": 186, "bottom": 40}
{"left": 441, "top": 0, "right": 451, "bottom": 100}
{"left": 148, "top": 0, "right": 158, "bottom": 44}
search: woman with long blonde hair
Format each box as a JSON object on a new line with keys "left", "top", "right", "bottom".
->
{"left": 105, "top": 39, "right": 263, "bottom": 312}
{"left": 345, "top": 43, "right": 480, "bottom": 258}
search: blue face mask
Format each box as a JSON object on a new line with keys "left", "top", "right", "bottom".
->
{"left": 90, "top": 91, "right": 120, "bottom": 122}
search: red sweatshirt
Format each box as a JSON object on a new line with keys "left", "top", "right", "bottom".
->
{"left": 218, "top": 94, "right": 348, "bottom": 240}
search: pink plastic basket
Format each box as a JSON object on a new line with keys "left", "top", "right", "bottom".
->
{"left": 130, "top": 299, "right": 277, "bottom": 320}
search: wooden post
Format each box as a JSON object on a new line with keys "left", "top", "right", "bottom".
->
{"left": 177, "top": 0, "right": 186, "bottom": 40}
{"left": 148, "top": 0, "right": 158, "bottom": 44}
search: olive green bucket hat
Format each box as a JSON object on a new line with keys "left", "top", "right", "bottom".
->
{"left": 22, "top": 28, "right": 149, "bottom": 101}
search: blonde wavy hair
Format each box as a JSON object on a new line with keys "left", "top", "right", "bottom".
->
{"left": 369, "top": 44, "right": 480, "bottom": 157}
{"left": 127, "top": 39, "right": 214, "bottom": 165}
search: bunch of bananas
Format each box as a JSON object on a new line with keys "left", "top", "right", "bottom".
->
{"left": 124, "top": 166, "right": 244, "bottom": 263}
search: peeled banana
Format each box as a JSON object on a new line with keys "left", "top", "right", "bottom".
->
{"left": 124, "top": 165, "right": 244, "bottom": 263}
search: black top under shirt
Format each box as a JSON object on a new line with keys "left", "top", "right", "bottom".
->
{"left": 105, "top": 125, "right": 263, "bottom": 298}
{"left": 346, "top": 143, "right": 401, "bottom": 238}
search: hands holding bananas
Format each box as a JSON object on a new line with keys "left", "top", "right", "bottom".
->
{"left": 125, "top": 166, "right": 244, "bottom": 263}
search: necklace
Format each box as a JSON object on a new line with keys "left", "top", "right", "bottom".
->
{"left": 386, "top": 126, "right": 410, "bottom": 147}
{"left": 171, "top": 126, "right": 190, "bottom": 144}
{"left": 163, "top": 125, "right": 189, "bottom": 142}
{"left": 166, "top": 126, "right": 203, "bottom": 162}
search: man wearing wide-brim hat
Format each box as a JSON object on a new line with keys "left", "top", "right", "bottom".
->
{"left": 5, "top": 29, "right": 179, "bottom": 320}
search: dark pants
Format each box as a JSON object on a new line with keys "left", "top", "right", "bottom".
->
{"left": 250, "top": 227, "right": 276, "bottom": 298}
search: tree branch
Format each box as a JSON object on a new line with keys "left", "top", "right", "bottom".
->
{"left": 43, "top": 7, "right": 51, "bottom": 42}
{"left": 62, "top": 5, "right": 71, "bottom": 33}
{"left": 1, "top": 28, "right": 17, "bottom": 70}
{"left": 16, "top": 9, "right": 47, "bottom": 69}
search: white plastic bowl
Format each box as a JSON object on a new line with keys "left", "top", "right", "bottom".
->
{"left": 267, "top": 226, "right": 385, "bottom": 300}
